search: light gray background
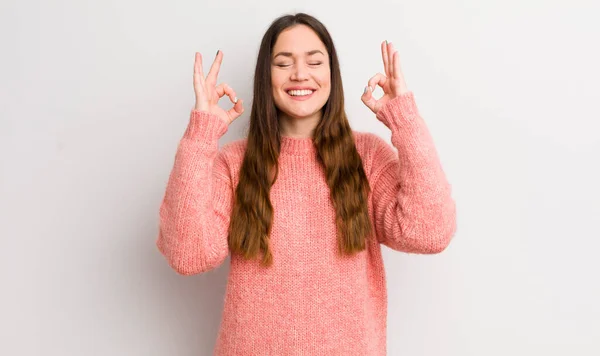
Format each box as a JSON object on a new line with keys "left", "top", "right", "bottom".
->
{"left": 1, "top": 0, "right": 599, "bottom": 355}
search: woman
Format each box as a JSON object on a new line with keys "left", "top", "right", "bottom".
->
{"left": 156, "top": 12, "right": 456, "bottom": 355}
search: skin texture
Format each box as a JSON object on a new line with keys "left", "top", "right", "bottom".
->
{"left": 270, "top": 24, "right": 332, "bottom": 138}
{"left": 361, "top": 40, "right": 410, "bottom": 113}
{"left": 192, "top": 51, "right": 244, "bottom": 125}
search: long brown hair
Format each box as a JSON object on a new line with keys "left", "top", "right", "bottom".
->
{"left": 228, "top": 12, "right": 374, "bottom": 267}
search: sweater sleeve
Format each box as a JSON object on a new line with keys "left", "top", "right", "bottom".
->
{"left": 156, "top": 110, "right": 234, "bottom": 275}
{"left": 370, "top": 92, "right": 456, "bottom": 254}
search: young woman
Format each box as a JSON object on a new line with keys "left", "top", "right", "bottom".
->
{"left": 156, "top": 12, "right": 456, "bottom": 355}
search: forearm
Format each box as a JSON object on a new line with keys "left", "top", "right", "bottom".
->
{"left": 156, "top": 110, "right": 232, "bottom": 274}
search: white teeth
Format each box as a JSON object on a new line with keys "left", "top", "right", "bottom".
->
{"left": 287, "top": 89, "right": 314, "bottom": 96}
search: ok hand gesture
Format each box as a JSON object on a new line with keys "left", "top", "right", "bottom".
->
{"left": 193, "top": 51, "right": 244, "bottom": 125}
{"left": 361, "top": 41, "right": 409, "bottom": 114}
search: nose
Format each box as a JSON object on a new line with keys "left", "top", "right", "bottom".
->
{"left": 290, "top": 64, "right": 309, "bottom": 81}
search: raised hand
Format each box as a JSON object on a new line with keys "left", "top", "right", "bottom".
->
{"left": 193, "top": 51, "right": 244, "bottom": 125}
{"left": 361, "top": 40, "right": 409, "bottom": 114}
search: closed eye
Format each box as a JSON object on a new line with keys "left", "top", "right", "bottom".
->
{"left": 275, "top": 62, "right": 323, "bottom": 68}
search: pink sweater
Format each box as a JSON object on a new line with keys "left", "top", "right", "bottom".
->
{"left": 156, "top": 92, "right": 456, "bottom": 355}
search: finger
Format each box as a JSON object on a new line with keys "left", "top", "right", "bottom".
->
{"left": 387, "top": 42, "right": 395, "bottom": 78}
{"left": 393, "top": 51, "right": 403, "bottom": 81}
{"left": 361, "top": 85, "right": 377, "bottom": 112}
{"left": 381, "top": 41, "right": 390, "bottom": 77}
{"left": 227, "top": 98, "right": 244, "bottom": 122}
{"left": 215, "top": 82, "right": 243, "bottom": 122}
{"left": 215, "top": 83, "right": 238, "bottom": 103}
{"left": 367, "top": 73, "right": 387, "bottom": 92}
{"left": 193, "top": 52, "right": 206, "bottom": 93}
{"left": 206, "top": 50, "right": 223, "bottom": 86}
{"left": 194, "top": 52, "right": 206, "bottom": 85}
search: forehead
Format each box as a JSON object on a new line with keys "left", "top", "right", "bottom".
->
{"left": 273, "top": 24, "right": 327, "bottom": 54}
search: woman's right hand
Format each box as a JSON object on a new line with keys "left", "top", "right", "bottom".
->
{"left": 193, "top": 51, "right": 244, "bottom": 125}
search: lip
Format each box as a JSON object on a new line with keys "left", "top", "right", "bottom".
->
{"left": 285, "top": 86, "right": 317, "bottom": 91}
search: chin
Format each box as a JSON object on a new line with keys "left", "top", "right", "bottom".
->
{"left": 287, "top": 106, "right": 322, "bottom": 118}
{"left": 274, "top": 95, "right": 328, "bottom": 119}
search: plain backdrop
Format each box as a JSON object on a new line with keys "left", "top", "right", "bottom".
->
{"left": 1, "top": 0, "right": 599, "bottom": 355}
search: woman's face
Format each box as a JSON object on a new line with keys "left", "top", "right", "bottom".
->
{"left": 271, "top": 24, "right": 331, "bottom": 122}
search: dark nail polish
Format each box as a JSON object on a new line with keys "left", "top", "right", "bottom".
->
{"left": 216, "top": 50, "right": 219, "bottom": 57}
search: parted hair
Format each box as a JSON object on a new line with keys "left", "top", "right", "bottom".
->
{"left": 228, "top": 12, "right": 374, "bottom": 267}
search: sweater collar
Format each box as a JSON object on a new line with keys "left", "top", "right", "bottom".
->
{"left": 280, "top": 135, "right": 317, "bottom": 155}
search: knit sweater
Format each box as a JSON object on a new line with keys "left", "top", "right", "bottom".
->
{"left": 156, "top": 92, "right": 456, "bottom": 355}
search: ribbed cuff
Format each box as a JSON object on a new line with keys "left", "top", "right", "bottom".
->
{"left": 183, "top": 110, "right": 229, "bottom": 141}
{"left": 375, "top": 92, "right": 420, "bottom": 129}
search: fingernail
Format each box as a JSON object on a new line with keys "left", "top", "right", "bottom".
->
{"left": 216, "top": 50, "right": 219, "bottom": 57}
{"left": 234, "top": 97, "right": 238, "bottom": 103}
{"left": 364, "top": 86, "right": 368, "bottom": 94}
{"left": 385, "top": 40, "right": 388, "bottom": 45}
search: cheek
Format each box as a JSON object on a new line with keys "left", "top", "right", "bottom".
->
{"left": 318, "top": 73, "right": 331, "bottom": 91}
{"left": 317, "top": 69, "right": 331, "bottom": 88}
{"left": 270, "top": 72, "right": 281, "bottom": 90}
{"left": 271, "top": 81, "right": 281, "bottom": 99}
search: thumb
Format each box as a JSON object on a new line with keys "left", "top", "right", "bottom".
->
{"left": 227, "top": 98, "right": 244, "bottom": 123}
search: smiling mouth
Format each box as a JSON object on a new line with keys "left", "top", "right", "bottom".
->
{"left": 286, "top": 89, "right": 316, "bottom": 97}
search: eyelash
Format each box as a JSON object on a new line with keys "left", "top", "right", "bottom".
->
{"left": 276, "top": 62, "right": 322, "bottom": 67}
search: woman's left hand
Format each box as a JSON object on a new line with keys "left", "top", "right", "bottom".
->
{"left": 361, "top": 40, "right": 409, "bottom": 114}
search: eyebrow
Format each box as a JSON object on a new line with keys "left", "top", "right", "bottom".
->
{"left": 273, "top": 49, "right": 325, "bottom": 59}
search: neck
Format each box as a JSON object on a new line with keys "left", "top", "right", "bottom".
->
{"left": 278, "top": 110, "right": 322, "bottom": 138}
